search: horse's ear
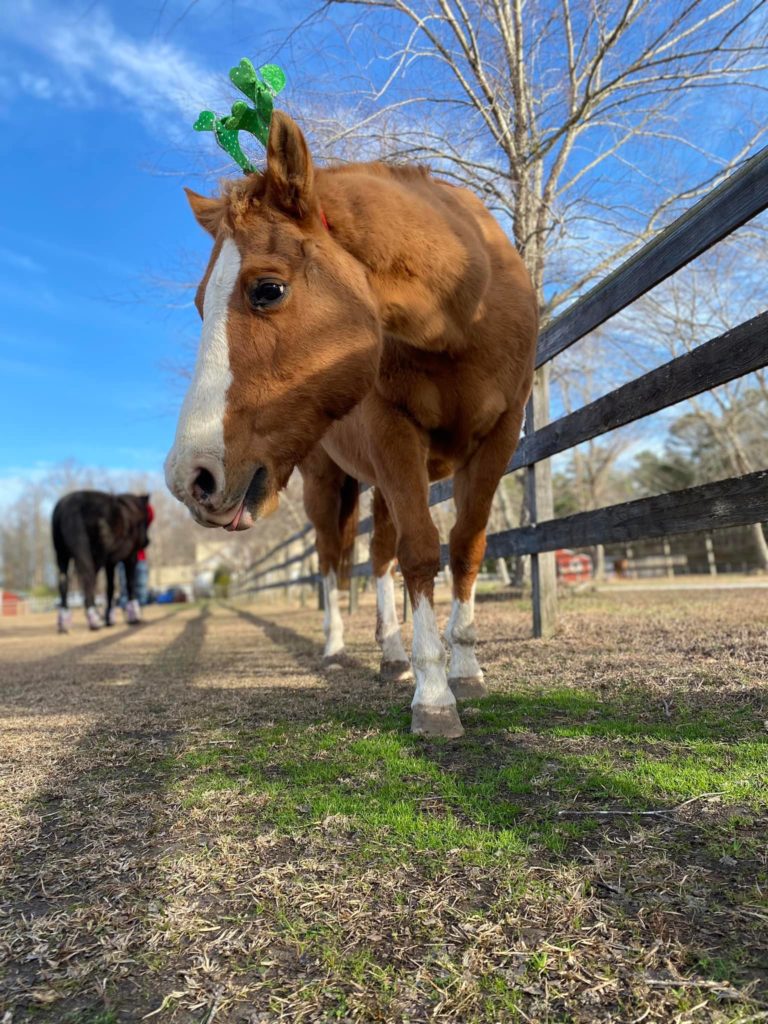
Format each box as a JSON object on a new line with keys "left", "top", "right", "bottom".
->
{"left": 185, "top": 189, "right": 224, "bottom": 236}
{"left": 265, "top": 110, "right": 315, "bottom": 220}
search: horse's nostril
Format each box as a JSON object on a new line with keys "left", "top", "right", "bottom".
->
{"left": 191, "top": 467, "right": 218, "bottom": 504}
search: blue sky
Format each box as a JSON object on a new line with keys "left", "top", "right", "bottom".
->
{"left": 0, "top": 0, "right": 305, "bottom": 506}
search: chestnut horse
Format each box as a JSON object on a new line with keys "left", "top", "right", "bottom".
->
{"left": 165, "top": 112, "right": 537, "bottom": 737}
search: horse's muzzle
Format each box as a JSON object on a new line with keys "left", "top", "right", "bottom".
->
{"left": 223, "top": 464, "right": 272, "bottom": 532}
{"left": 244, "top": 465, "right": 269, "bottom": 513}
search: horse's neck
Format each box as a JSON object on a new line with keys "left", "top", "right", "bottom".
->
{"left": 317, "top": 166, "right": 488, "bottom": 351}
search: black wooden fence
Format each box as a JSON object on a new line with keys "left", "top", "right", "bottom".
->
{"left": 232, "top": 147, "right": 768, "bottom": 633}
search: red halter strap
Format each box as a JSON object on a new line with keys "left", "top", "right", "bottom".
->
{"left": 319, "top": 208, "right": 330, "bottom": 231}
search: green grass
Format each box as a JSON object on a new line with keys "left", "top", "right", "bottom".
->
{"left": 150, "top": 670, "right": 768, "bottom": 1018}
{"left": 167, "top": 685, "right": 768, "bottom": 870}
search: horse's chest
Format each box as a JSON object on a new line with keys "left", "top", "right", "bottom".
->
{"left": 380, "top": 355, "right": 506, "bottom": 443}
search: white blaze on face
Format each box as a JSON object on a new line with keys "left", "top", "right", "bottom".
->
{"left": 411, "top": 596, "right": 455, "bottom": 709}
{"left": 376, "top": 562, "right": 408, "bottom": 663}
{"left": 164, "top": 237, "right": 241, "bottom": 496}
{"left": 323, "top": 570, "right": 345, "bottom": 658}
{"left": 447, "top": 583, "right": 483, "bottom": 680}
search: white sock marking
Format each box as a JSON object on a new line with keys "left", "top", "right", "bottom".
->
{"left": 125, "top": 599, "right": 141, "bottom": 624}
{"left": 376, "top": 564, "right": 408, "bottom": 663}
{"left": 323, "top": 570, "right": 344, "bottom": 657}
{"left": 447, "top": 584, "right": 483, "bottom": 680}
{"left": 164, "top": 237, "right": 241, "bottom": 496}
{"left": 411, "top": 596, "right": 454, "bottom": 709}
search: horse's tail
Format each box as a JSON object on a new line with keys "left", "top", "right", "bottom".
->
{"left": 336, "top": 475, "right": 360, "bottom": 592}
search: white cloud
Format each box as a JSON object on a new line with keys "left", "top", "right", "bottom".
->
{"left": 3, "top": 2, "right": 227, "bottom": 137}
{"left": 0, "top": 245, "right": 44, "bottom": 273}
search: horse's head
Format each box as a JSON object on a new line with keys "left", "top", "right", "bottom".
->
{"left": 165, "top": 112, "right": 380, "bottom": 530}
{"left": 119, "top": 493, "right": 151, "bottom": 550}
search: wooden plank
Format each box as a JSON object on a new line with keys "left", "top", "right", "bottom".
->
{"left": 514, "top": 312, "right": 768, "bottom": 469}
{"left": 536, "top": 146, "right": 768, "bottom": 367}
{"left": 237, "top": 543, "right": 316, "bottom": 589}
{"left": 484, "top": 470, "right": 768, "bottom": 557}
{"left": 239, "top": 523, "right": 313, "bottom": 580}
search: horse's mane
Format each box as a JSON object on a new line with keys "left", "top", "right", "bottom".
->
{"left": 215, "top": 159, "right": 432, "bottom": 228}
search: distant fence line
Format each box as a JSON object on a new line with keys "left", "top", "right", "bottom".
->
{"left": 232, "top": 147, "right": 768, "bottom": 633}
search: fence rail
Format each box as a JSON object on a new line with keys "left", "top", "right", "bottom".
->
{"left": 233, "top": 146, "right": 768, "bottom": 627}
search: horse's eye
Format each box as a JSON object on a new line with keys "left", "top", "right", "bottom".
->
{"left": 247, "top": 279, "right": 287, "bottom": 310}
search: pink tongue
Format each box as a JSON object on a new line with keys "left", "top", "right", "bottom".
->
{"left": 228, "top": 501, "right": 245, "bottom": 531}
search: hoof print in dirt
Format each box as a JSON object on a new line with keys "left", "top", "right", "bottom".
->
{"left": 411, "top": 704, "right": 465, "bottom": 739}
{"left": 449, "top": 676, "right": 488, "bottom": 700}
{"left": 380, "top": 659, "right": 414, "bottom": 683}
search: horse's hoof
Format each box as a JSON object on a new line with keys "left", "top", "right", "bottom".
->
{"left": 380, "top": 659, "right": 413, "bottom": 683}
{"left": 411, "top": 704, "right": 465, "bottom": 739}
{"left": 448, "top": 676, "right": 488, "bottom": 700}
{"left": 322, "top": 652, "right": 346, "bottom": 672}
{"left": 125, "top": 600, "right": 142, "bottom": 625}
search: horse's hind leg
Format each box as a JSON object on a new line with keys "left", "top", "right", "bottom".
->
{"left": 75, "top": 554, "right": 101, "bottom": 631}
{"left": 56, "top": 553, "right": 72, "bottom": 634}
{"left": 104, "top": 563, "right": 116, "bottom": 626}
{"left": 448, "top": 412, "right": 522, "bottom": 700}
{"left": 300, "top": 448, "right": 357, "bottom": 668}
{"left": 372, "top": 488, "right": 412, "bottom": 682}
{"left": 123, "top": 557, "right": 142, "bottom": 624}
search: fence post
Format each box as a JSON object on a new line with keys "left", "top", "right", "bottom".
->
{"left": 626, "top": 544, "right": 635, "bottom": 578}
{"left": 403, "top": 580, "right": 411, "bottom": 623}
{"left": 705, "top": 533, "right": 718, "bottom": 575}
{"left": 525, "top": 367, "right": 557, "bottom": 638}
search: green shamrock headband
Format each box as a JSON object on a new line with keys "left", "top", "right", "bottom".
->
{"left": 193, "top": 59, "right": 286, "bottom": 174}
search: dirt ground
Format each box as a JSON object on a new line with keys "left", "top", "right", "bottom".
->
{"left": 0, "top": 587, "right": 766, "bottom": 1023}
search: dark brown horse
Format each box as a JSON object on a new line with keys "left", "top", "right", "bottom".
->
{"left": 165, "top": 112, "right": 538, "bottom": 737}
{"left": 52, "top": 491, "right": 151, "bottom": 632}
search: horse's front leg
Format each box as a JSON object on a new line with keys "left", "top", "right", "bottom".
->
{"left": 447, "top": 412, "right": 523, "bottom": 699}
{"left": 371, "top": 412, "right": 463, "bottom": 739}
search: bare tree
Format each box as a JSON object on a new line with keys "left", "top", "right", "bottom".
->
{"left": 296, "top": 0, "right": 767, "bottom": 313}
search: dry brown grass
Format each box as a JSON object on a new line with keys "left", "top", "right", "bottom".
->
{"left": 0, "top": 587, "right": 766, "bottom": 1023}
